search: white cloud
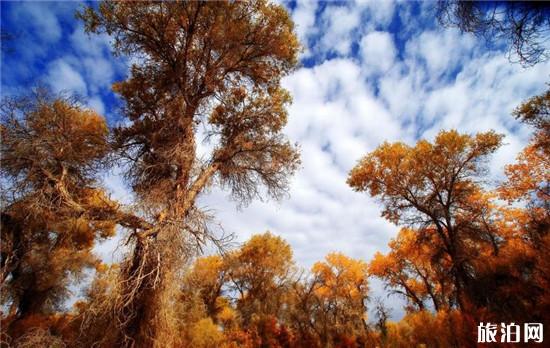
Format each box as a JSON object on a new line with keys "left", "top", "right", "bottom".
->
{"left": 102, "top": 168, "right": 134, "bottom": 205}
{"left": 291, "top": 0, "right": 318, "bottom": 57}
{"left": 360, "top": 31, "right": 396, "bottom": 74}
{"left": 358, "top": 0, "right": 395, "bottom": 28}
{"left": 12, "top": 2, "right": 62, "bottom": 43}
{"left": 47, "top": 59, "right": 88, "bottom": 96}
{"left": 319, "top": 4, "right": 362, "bottom": 56}
{"left": 88, "top": 96, "right": 106, "bottom": 115}
{"left": 82, "top": 57, "right": 115, "bottom": 92}
{"left": 404, "top": 29, "right": 477, "bottom": 84}
{"left": 69, "top": 27, "right": 123, "bottom": 96}
{"left": 70, "top": 27, "right": 112, "bottom": 58}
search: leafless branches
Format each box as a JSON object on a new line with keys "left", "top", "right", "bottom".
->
{"left": 437, "top": 1, "right": 550, "bottom": 66}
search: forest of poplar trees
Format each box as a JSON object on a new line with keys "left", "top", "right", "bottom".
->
{"left": 0, "top": 1, "right": 548, "bottom": 347}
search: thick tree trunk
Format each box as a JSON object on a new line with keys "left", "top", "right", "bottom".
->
{"left": 116, "top": 235, "right": 180, "bottom": 348}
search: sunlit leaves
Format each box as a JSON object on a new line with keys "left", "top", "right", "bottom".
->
{"left": 0, "top": 91, "right": 115, "bottom": 324}
{"left": 348, "top": 130, "right": 503, "bottom": 226}
{"left": 312, "top": 252, "right": 368, "bottom": 302}
{"left": 79, "top": 0, "right": 300, "bottom": 210}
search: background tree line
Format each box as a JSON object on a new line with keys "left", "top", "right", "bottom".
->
{"left": 1, "top": 1, "right": 548, "bottom": 347}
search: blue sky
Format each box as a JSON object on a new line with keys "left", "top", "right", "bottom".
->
{"left": 2, "top": 0, "right": 549, "bottom": 319}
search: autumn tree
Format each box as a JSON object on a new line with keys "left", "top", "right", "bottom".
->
{"left": 496, "top": 88, "right": 550, "bottom": 324}
{"left": 287, "top": 253, "right": 371, "bottom": 347}
{"left": 77, "top": 1, "right": 300, "bottom": 346}
{"left": 348, "top": 130, "right": 504, "bottom": 313}
{"left": 369, "top": 228, "right": 453, "bottom": 312}
{"left": 436, "top": 1, "right": 550, "bottom": 66}
{"left": 0, "top": 90, "right": 117, "bottom": 339}
{"left": 182, "top": 233, "right": 297, "bottom": 347}
{"left": 312, "top": 253, "right": 370, "bottom": 346}
{"left": 500, "top": 88, "right": 549, "bottom": 212}
{"left": 225, "top": 233, "right": 295, "bottom": 328}
{"left": 182, "top": 255, "right": 228, "bottom": 324}
{"left": 383, "top": 310, "right": 473, "bottom": 348}
{"left": 71, "top": 264, "right": 123, "bottom": 348}
{"left": 181, "top": 234, "right": 376, "bottom": 348}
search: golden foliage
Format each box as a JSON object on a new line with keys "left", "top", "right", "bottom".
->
{"left": 188, "top": 318, "right": 224, "bottom": 348}
{"left": 73, "top": 1, "right": 301, "bottom": 346}
{"left": 0, "top": 91, "right": 118, "bottom": 340}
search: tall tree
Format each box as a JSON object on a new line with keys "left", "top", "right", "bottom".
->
{"left": 0, "top": 90, "right": 116, "bottom": 335}
{"left": 309, "top": 252, "right": 370, "bottom": 347}
{"left": 287, "top": 253, "right": 371, "bottom": 347}
{"left": 348, "top": 130, "right": 503, "bottom": 312}
{"left": 500, "top": 88, "right": 549, "bottom": 209}
{"left": 497, "top": 88, "right": 550, "bottom": 324}
{"left": 78, "top": 1, "right": 300, "bottom": 346}
{"left": 225, "top": 232, "right": 296, "bottom": 328}
{"left": 182, "top": 255, "right": 228, "bottom": 324}
{"left": 180, "top": 232, "right": 298, "bottom": 348}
